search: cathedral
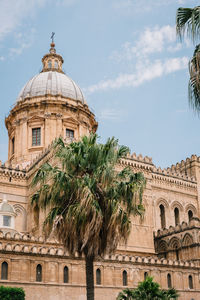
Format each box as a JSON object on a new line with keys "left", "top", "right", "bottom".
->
{"left": 0, "top": 42, "right": 200, "bottom": 300}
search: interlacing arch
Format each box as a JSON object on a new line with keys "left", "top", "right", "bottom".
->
{"left": 168, "top": 237, "right": 181, "bottom": 250}
{"left": 171, "top": 201, "right": 184, "bottom": 212}
{"left": 158, "top": 240, "right": 168, "bottom": 253}
{"left": 182, "top": 233, "right": 193, "bottom": 246}
{"left": 156, "top": 198, "right": 169, "bottom": 209}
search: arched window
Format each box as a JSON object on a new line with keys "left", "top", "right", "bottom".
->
{"left": 36, "top": 264, "right": 42, "bottom": 282}
{"left": 189, "top": 275, "right": 193, "bottom": 289}
{"left": 12, "top": 137, "right": 15, "bottom": 155}
{"left": 175, "top": 245, "right": 179, "bottom": 261}
{"left": 174, "top": 207, "right": 180, "bottom": 226}
{"left": 144, "top": 272, "right": 148, "bottom": 280}
{"left": 54, "top": 60, "right": 58, "bottom": 69}
{"left": 188, "top": 210, "right": 193, "bottom": 222}
{"left": 96, "top": 268, "right": 101, "bottom": 285}
{"left": 1, "top": 262, "right": 8, "bottom": 280}
{"left": 123, "top": 270, "right": 127, "bottom": 286}
{"left": 48, "top": 60, "right": 52, "bottom": 68}
{"left": 167, "top": 273, "right": 172, "bottom": 288}
{"left": 63, "top": 266, "right": 68, "bottom": 283}
{"left": 159, "top": 204, "right": 166, "bottom": 229}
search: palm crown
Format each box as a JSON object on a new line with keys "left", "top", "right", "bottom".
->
{"left": 31, "top": 134, "right": 146, "bottom": 300}
{"left": 176, "top": 6, "right": 200, "bottom": 113}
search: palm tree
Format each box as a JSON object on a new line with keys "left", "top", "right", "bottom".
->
{"left": 31, "top": 134, "right": 146, "bottom": 300}
{"left": 117, "top": 277, "right": 179, "bottom": 300}
{"left": 176, "top": 6, "right": 200, "bottom": 113}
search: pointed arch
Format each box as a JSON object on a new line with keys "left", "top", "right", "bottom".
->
{"left": 171, "top": 201, "right": 184, "bottom": 212}
{"left": 182, "top": 233, "right": 193, "bottom": 246}
{"left": 169, "top": 237, "right": 181, "bottom": 250}
{"left": 157, "top": 240, "right": 168, "bottom": 253}
{"left": 13, "top": 204, "right": 27, "bottom": 232}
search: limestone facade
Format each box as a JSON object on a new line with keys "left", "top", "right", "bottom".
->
{"left": 0, "top": 44, "right": 200, "bottom": 299}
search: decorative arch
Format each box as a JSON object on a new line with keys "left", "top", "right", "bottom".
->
{"left": 13, "top": 204, "right": 27, "bottom": 232}
{"left": 182, "top": 233, "right": 193, "bottom": 246}
{"left": 157, "top": 240, "right": 168, "bottom": 253}
{"left": 156, "top": 198, "right": 170, "bottom": 209}
{"left": 171, "top": 201, "right": 184, "bottom": 212}
{"left": 168, "top": 237, "right": 181, "bottom": 250}
{"left": 185, "top": 204, "right": 197, "bottom": 215}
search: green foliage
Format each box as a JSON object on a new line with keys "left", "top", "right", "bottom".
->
{"left": 176, "top": 6, "right": 200, "bottom": 42}
{"left": 117, "top": 277, "right": 179, "bottom": 300}
{"left": 0, "top": 286, "right": 25, "bottom": 300}
{"left": 176, "top": 6, "right": 200, "bottom": 113}
{"left": 31, "top": 134, "right": 146, "bottom": 258}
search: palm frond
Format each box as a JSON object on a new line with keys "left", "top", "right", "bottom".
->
{"left": 176, "top": 6, "right": 200, "bottom": 42}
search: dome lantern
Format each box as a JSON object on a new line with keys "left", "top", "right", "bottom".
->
{"left": 41, "top": 35, "right": 64, "bottom": 73}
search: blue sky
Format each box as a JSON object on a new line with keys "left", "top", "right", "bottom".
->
{"left": 0, "top": 0, "right": 200, "bottom": 168}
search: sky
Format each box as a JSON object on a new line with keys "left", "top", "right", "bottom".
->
{"left": 0, "top": 0, "right": 200, "bottom": 168}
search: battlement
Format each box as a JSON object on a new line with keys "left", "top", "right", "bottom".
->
{"left": 154, "top": 218, "right": 200, "bottom": 239}
{"left": 0, "top": 230, "right": 198, "bottom": 268}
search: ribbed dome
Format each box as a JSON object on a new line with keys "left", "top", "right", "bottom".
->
{"left": 17, "top": 71, "right": 85, "bottom": 103}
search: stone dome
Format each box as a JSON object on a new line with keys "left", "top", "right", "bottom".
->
{"left": 17, "top": 71, "right": 85, "bottom": 103}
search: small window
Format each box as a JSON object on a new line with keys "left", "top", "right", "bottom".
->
{"left": 12, "top": 137, "right": 15, "bottom": 155}
{"left": 54, "top": 60, "right": 58, "bottom": 69}
{"left": 167, "top": 273, "right": 172, "bottom": 288}
{"left": 188, "top": 210, "right": 193, "bottom": 222}
{"left": 36, "top": 264, "right": 42, "bottom": 282}
{"left": 1, "top": 262, "right": 8, "bottom": 280}
{"left": 122, "top": 270, "right": 127, "bottom": 286}
{"left": 3, "top": 216, "right": 11, "bottom": 227}
{"left": 32, "top": 128, "right": 41, "bottom": 146}
{"left": 96, "top": 268, "right": 101, "bottom": 285}
{"left": 174, "top": 207, "right": 180, "bottom": 226}
{"left": 144, "top": 272, "right": 148, "bottom": 280}
{"left": 66, "top": 129, "right": 74, "bottom": 140}
{"left": 48, "top": 60, "right": 52, "bottom": 68}
{"left": 63, "top": 266, "right": 68, "bottom": 283}
{"left": 189, "top": 275, "right": 193, "bottom": 289}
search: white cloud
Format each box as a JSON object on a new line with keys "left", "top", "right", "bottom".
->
{"left": 0, "top": 56, "right": 5, "bottom": 61}
{"left": 111, "top": 25, "right": 190, "bottom": 62}
{"left": 0, "top": 0, "right": 47, "bottom": 42}
{"left": 84, "top": 57, "right": 188, "bottom": 94}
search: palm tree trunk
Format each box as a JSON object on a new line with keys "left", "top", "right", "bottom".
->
{"left": 85, "top": 255, "right": 94, "bottom": 300}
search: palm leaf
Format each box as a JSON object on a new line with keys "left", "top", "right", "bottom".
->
{"left": 176, "top": 6, "right": 200, "bottom": 42}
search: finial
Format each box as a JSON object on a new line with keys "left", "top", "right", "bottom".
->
{"left": 50, "top": 32, "right": 56, "bottom": 54}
